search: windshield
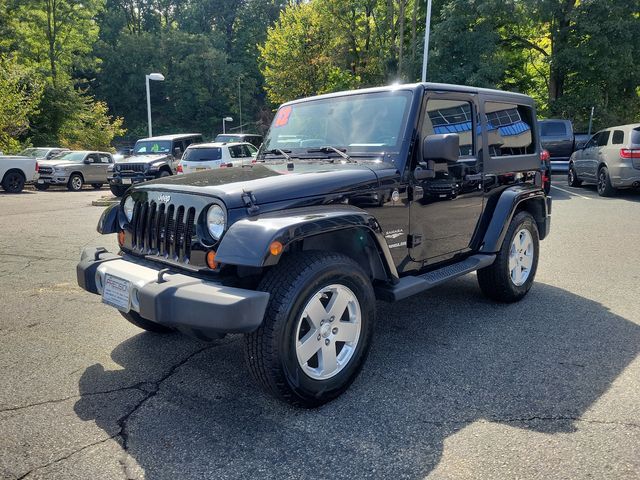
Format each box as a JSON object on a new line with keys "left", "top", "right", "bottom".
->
{"left": 183, "top": 147, "right": 222, "bottom": 162}
{"left": 133, "top": 140, "right": 172, "bottom": 154}
{"left": 215, "top": 135, "right": 239, "bottom": 143}
{"left": 57, "top": 152, "right": 86, "bottom": 162}
{"left": 261, "top": 90, "right": 413, "bottom": 157}
{"left": 19, "top": 148, "right": 49, "bottom": 158}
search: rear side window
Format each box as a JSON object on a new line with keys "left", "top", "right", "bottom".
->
{"left": 597, "top": 131, "right": 610, "bottom": 147}
{"left": 540, "top": 121, "right": 567, "bottom": 136}
{"left": 612, "top": 130, "right": 624, "bottom": 145}
{"left": 229, "top": 145, "right": 244, "bottom": 158}
{"left": 183, "top": 147, "right": 222, "bottom": 162}
{"left": 485, "top": 102, "right": 535, "bottom": 156}
{"left": 631, "top": 127, "right": 640, "bottom": 146}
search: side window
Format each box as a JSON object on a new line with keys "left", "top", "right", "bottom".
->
{"left": 585, "top": 134, "right": 598, "bottom": 149}
{"left": 240, "top": 145, "right": 253, "bottom": 157}
{"left": 173, "top": 141, "right": 184, "bottom": 156}
{"left": 597, "top": 131, "right": 610, "bottom": 147}
{"left": 612, "top": 130, "right": 624, "bottom": 145}
{"left": 88, "top": 154, "right": 100, "bottom": 163}
{"left": 100, "top": 154, "right": 111, "bottom": 164}
{"left": 484, "top": 102, "right": 535, "bottom": 156}
{"left": 422, "top": 98, "right": 476, "bottom": 158}
{"left": 246, "top": 144, "right": 258, "bottom": 156}
{"left": 229, "top": 145, "right": 243, "bottom": 158}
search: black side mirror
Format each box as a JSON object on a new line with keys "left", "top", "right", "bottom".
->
{"left": 83, "top": 158, "right": 91, "bottom": 164}
{"left": 423, "top": 134, "right": 460, "bottom": 163}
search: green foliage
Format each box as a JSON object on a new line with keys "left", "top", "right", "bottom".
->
{"left": 59, "top": 96, "right": 125, "bottom": 151}
{"left": 0, "top": 56, "right": 43, "bottom": 153}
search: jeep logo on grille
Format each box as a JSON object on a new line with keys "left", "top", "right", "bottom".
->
{"left": 157, "top": 194, "right": 171, "bottom": 203}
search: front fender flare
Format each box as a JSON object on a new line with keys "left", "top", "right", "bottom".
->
{"left": 215, "top": 205, "right": 398, "bottom": 279}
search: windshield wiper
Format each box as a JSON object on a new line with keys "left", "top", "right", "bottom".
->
{"left": 306, "top": 146, "right": 354, "bottom": 163}
{"left": 262, "top": 148, "right": 292, "bottom": 160}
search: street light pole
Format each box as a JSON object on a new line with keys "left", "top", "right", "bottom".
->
{"left": 421, "top": 0, "right": 433, "bottom": 82}
{"left": 238, "top": 77, "right": 243, "bottom": 134}
{"left": 222, "top": 117, "right": 233, "bottom": 134}
{"left": 145, "top": 73, "right": 165, "bottom": 138}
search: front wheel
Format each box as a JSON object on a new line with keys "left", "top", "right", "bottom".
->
{"left": 477, "top": 211, "right": 539, "bottom": 303}
{"left": 34, "top": 183, "right": 50, "bottom": 191}
{"left": 109, "top": 185, "right": 128, "bottom": 197}
{"left": 568, "top": 166, "right": 582, "bottom": 187}
{"left": 244, "top": 252, "right": 375, "bottom": 407}
{"left": 67, "top": 173, "right": 83, "bottom": 191}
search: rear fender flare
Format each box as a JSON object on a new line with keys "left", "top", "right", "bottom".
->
{"left": 479, "top": 186, "right": 549, "bottom": 253}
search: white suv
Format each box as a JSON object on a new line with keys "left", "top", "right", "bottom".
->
{"left": 177, "top": 142, "right": 257, "bottom": 174}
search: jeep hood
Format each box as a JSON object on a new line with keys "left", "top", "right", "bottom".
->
{"left": 121, "top": 154, "right": 169, "bottom": 164}
{"left": 137, "top": 162, "right": 395, "bottom": 209}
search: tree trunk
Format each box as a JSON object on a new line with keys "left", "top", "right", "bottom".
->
{"left": 398, "top": 0, "right": 406, "bottom": 79}
{"left": 411, "top": 0, "right": 417, "bottom": 80}
{"left": 45, "top": 0, "right": 57, "bottom": 81}
{"left": 549, "top": 0, "right": 577, "bottom": 104}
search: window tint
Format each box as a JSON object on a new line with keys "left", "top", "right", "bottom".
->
{"left": 99, "top": 154, "right": 112, "bottom": 164}
{"left": 422, "top": 99, "right": 475, "bottom": 157}
{"left": 246, "top": 144, "right": 258, "bottom": 155}
{"left": 485, "top": 102, "right": 535, "bottom": 156}
{"left": 612, "top": 130, "right": 624, "bottom": 145}
{"left": 229, "top": 145, "right": 244, "bottom": 158}
{"left": 88, "top": 154, "right": 101, "bottom": 163}
{"left": 182, "top": 147, "right": 222, "bottom": 162}
{"left": 597, "top": 131, "right": 610, "bottom": 147}
{"left": 539, "top": 121, "right": 567, "bottom": 136}
{"left": 631, "top": 127, "right": 640, "bottom": 146}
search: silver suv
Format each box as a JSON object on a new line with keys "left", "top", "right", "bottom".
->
{"left": 36, "top": 151, "right": 114, "bottom": 191}
{"left": 568, "top": 124, "right": 640, "bottom": 196}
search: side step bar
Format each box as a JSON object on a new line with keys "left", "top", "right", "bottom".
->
{"left": 376, "top": 254, "right": 496, "bottom": 302}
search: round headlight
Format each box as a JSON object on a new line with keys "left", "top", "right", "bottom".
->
{"left": 124, "top": 196, "right": 135, "bottom": 222}
{"left": 206, "top": 204, "right": 226, "bottom": 240}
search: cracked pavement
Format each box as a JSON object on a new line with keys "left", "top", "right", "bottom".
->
{"left": 1, "top": 181, "right": 639, "bottom": 479}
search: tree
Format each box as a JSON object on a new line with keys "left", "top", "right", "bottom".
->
{"left": 58, "top": 95, "right": 125, "bottom": 150}
{"left": 0, "top": 56, "right": 43, "bottom": 153}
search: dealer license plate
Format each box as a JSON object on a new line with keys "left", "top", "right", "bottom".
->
{"left": 122, "top": 178, "right": 132, "bottom": 185}
{"left": 102, "top": 274, "right": 131, "bottom": 311}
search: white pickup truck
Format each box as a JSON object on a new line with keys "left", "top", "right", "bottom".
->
{"left": 0, "top": 155, "right": 39, "bottom": 193}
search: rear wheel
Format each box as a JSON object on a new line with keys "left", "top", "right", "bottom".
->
{"left": 597, "top": 166, "right": 616, "bottom": 197}
{"left": 1, "top": 171, "right": 25, "bottom": 193}
{"left": 567, "top": 166, "right": 582, "bottom": 187}
{"left": 244, "top": 251, "right": 375, "bottom": 407}
{"left": 477, "top": 211, "right": 539, "bottom": 303}
{"left": 92, "top": 183, "right": 103, "bottom": 189}
{"left": 157, "top": 170, "right": 171, "bottom": 178}
{"left": 109, "top": 185, "right": 128, "bottom": 197}
{"left": 119, "top": 311, "right": 174, "bottom": 333}
{"left": 34, "top": 183, "right": 50, "bottom": 191}
{"left": 67, "top": 173, "right": 83, "bottom": 191}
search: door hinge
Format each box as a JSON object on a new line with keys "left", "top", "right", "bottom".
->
{"left": 407, "top": 234, "right": 422, "bottom": 248}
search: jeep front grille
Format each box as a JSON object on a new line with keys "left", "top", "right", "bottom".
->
{"left": 130, "top": 200, "right": 196, "bottom": 262}
{"left": 119, "top": 163, "right": 147, "bottom": 173}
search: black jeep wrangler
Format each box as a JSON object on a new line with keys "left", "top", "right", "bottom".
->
{"left": 78, "top": 83, "right": 551, "bottom": 407}
{"left": 108, "top": 133, "right": 203, "bottom": 197}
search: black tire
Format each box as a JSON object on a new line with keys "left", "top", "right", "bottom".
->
{"left": 1, "top": 170, "right": 25, "bottom": 193}
{"left": 67, "top": 173, "right": 84, "bottom": 191}
{"left": 567, "top": 166, "right": 582, "bottom": 187}
{"left": 477, "top": 211, "right": 539, "bottom": 303}
{"left": 597, "top": 166, "right": 616, "bottom": 197}
{"left": 157, "top": 170, "right": 171, "bottom": 178}
{"left": 244, "top": 251, "right": 375, "bottom": 407}
{"left": 34, "top": 183, "right": 50, "bottom": 191}
{"left": 92, "top": 183, "right": 103, "bottom": 189}
{"left": 109, "top": 185, "right": 128, "bottom": 197}
{"left": 119, "top": 311, "right": 174, "bottom": 333}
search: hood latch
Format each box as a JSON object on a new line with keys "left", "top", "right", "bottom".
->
{"left": 241, "top": 191, "right": 259, "bottom": 216}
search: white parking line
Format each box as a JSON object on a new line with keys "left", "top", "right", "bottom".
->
{"left": 551, "top": 184, "right": 591, "bottom": 200}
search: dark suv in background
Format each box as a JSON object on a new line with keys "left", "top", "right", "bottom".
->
{"left": 108, "top": 133, "right": 203, "bottom": 196}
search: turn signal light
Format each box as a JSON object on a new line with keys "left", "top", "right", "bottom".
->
{"left": 620, "top": 148, "right": 640, "bottom": 159}
{"left": 176, "top": 164, "right": 183, "bottom": 173}
{"left": 269, "top": 241, "right": 283, "bottom": 256}
{"left": 206, "top": 250, "right": 218, "bottom": 269}
{"left": 117, "top": 230, "right": 125, "bottom": 247}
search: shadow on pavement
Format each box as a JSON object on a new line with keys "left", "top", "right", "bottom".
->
{"left": 75, "top": 279, "right": 640, "bottom": 479}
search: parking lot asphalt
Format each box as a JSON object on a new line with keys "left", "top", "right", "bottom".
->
{"left": 1, "top": 180, "right": 639, "bottom": 480}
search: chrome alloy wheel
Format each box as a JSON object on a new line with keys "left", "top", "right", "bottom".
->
{"left": 509, "top": 229, "right": 534, "bottom": 286}
{"left": 597, "top": 170, "right": 607, "bottom": 195}
{"left": 295, "top": 284, "right": 362, "bottom": 380}
{"left": 72, "top": 176, "right": 83, "bottom": 190}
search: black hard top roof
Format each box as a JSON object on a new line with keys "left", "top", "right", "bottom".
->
{"left": 282, "top": 82, "right": 534, "bottom": 106}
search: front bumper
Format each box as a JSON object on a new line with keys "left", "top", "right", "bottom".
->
{"left": 77, "top": 247, "right": 270, "bottom": 339}
{"left": 37, "top": 176, "right": 67, "bottom": 185}
{"left": 109, "top": 174, "right": 156, "bottom": 186}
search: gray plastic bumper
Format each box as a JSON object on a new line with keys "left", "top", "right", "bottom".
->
{"left": 77, "top": 247, "right": 270, "bottom": 338}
